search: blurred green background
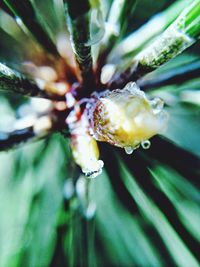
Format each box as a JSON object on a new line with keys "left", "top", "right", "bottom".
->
{"left": 0, "top": 0, "right": 200, "bottom": 266}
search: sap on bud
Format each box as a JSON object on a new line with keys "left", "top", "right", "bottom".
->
{"left": 88, "top": 82, "right": 168, "bottom": 149}
{"left": 71, "top": 133, "right": 104, "bottom": 178}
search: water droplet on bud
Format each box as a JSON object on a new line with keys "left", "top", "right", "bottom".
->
{"left": 151, "top": 98, "right": 164, "bottom": 114}
{"left": 124, "top": 146, "right": 134, "bottom": 155}
{"left": 83, "top": 160, "right": 104, "bottom": 179}
{"left": 141, "top": 140, "right": 151, "bottom": 149}
{"left": 124, "top": 82, "right": 140, "bottom": 94}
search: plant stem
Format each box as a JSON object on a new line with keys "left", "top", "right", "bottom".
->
{"left": 0, "top": 63, "right": 65, "bottom": 100}
{"left": 0, "top": 127, "right": 36, "bottom": 151}
{"left": 176, "top": 0, "right": 200, "bottom": 39}
{"left": 0, "top": 112, "right": 68, "bottom": 151}
{"left": 108, "top": 0, "right": 200, "bottom": 89}
{"left": 105, "top": 0, "right": 136, "bottom": 47}
{"left": 3, "top": 0, "right": 59, "bottom": 56}
{"left": 138, "top": 60, "right": 200, "bottom": 90}
{"left": 96, "top": 0, "right": 136, "bottom": 80}
{"left": 63, "top": 0, "right": 95, "bottom": 90}
{"left": 109, "top": 0, "right": 193, "bottom": 62}
{"left": 0, "top": 1, "right": 14, "bottom": 17}
{"left": 136, "top": 1, "right": 200, "bottom": 72}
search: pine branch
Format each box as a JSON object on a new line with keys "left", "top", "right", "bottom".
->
{"left": 143, "top": 136, "right": 200, "bottom": 187}
{"left": 102, "top": 144, "right": 140, "bottom": 215}
{"left": 0, "top": 28, "right": 27, "bottom": 64}
{"left": 138, "top": 60, "right": 200, "bottom": 90}
{"left": 0, "top": 113, "right": 67, "bottom": 151}
{"left": 0, "top": 127, "right": 38, "bottom": 151}
{"left": 108, "top": 0, "right": 200, "bottom": 88}
{"left": 119, "top": 150, "right": 200, "bottom": 262}
{"left": 109, "top": 0, "right": 193, "bottom": 62}
{"left": 0, "top": 63, "right": 65, "bottom": 100}
{"left": 96, "top": 0, "right": 137, "bottom": 80}
{"left": 101, "top": 144, "right": 177, "bottom": 266}
{"left": 63, "top": 0, "right": 95, "bottom": 89}
{"left": 0, "top": 1, "right": 14, "bottom": 17}
{"left": 3, "top": 0, "right": 59, "bottom": 56}
{"left": 101, "top": 0, "right": 136, "bottom": 54}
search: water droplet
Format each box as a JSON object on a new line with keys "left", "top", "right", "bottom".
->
{"left": 124, "top": 82, "right": 145, "bottom": 98}
{"left": 151, "top": 98, "right": 164, "bottom": 114}
{"left": 85, "top": 9, "right": 105, "bottom": 46}
{"left": 124, "top": 146, "right": 134, "bottom": 154}
{"left": 124, "top": 82, "right": 137, "bottom": 92}
{"left": 141, "top": 140, "right": 151, "bottom": 149}
{"left": 83, "top": 160, "right": 104, "bottom": 178}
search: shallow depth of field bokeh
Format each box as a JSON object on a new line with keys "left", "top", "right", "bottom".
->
{"left": 0, "top": 0, "right": 200, "bottom": 267}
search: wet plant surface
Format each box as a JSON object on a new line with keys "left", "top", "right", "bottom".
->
{"left": 0, "top": 0, "right": 200, "bottom": 266}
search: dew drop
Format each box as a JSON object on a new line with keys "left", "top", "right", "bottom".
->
{"left": 141, "top": 140, "right": 151, "bottom": 149}
{"left": 124, "top": 82, "right": 137, "bottom": 92}
{"left": 83, "top": 160, "right": 104, "bottom": 179}
{"left": 124, "top": 146, "right": 134, "bottom": 155}
{"left": 150, "top": 97, "right": 164, "bottom": 114}
{"left": 124, "top": 82, "right": 145, "bottom": 98}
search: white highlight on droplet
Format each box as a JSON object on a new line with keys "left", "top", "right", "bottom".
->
{"left": 124, "top": 146, "right": 134, "bottom": 155}
{"left": 141, "top": 140, "right": 151, "bottom": 149}
{"left": 150, "top": 97, "right": 164, "bottom": 114}
{"left": 83, "top": 159, "right": 104, "bottom": 179}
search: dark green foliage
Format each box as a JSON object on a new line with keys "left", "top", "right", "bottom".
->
{"left": 3, "top": 0, "right": 58, "bottom": 55}
{"left": 0, "top": 1, "right": 200, "bottom": 267}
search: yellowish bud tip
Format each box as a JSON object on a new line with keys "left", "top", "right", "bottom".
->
{"left": 88, "top": 82, "right": 168, "bottom": 151}
{"left": 71, "top": 134, "right": 104, "bottom": 178}
{"left": 69, "top": 113, "right": 104, "bottom": 178}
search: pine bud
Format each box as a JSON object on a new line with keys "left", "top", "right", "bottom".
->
{"left": 68, "top": 112, "right": 104, "bottom": 178}
{"left": 87, "top": 82, "right": 168, "bottom": 153}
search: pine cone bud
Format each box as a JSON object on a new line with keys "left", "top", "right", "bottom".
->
{"left": 87, "top": 82, "right": 168, "bottom": 152}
